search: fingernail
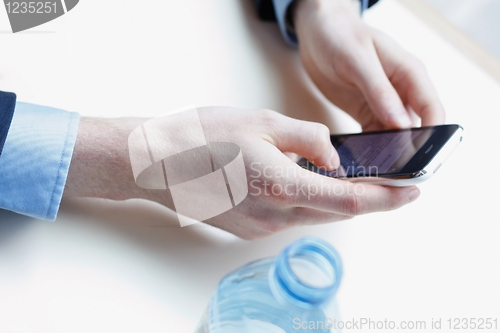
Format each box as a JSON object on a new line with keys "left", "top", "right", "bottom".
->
{"left": 330, "top": 148, "right": 340, "bottom": 169}
{"left": 388, "top": 109, "right": 412, "bottom": 128}
{"left": 408, "top": 189, "right": 420, "bottom": 203}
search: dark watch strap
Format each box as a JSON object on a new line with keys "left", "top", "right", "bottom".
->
{"left": 0, "top": 91, "right": 17, "bottom": 158}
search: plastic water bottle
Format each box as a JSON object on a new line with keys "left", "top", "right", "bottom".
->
{"left": 196, "top": 237, "right": 343, "bottom": 332}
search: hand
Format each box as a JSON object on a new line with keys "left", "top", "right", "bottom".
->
{"left": 64, "top": 107, "right": 420, "bottom": 239}
{"left": 293, "top": 0, "right": 445, "bottom": 131}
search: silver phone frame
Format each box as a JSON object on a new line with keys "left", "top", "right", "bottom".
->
{"left": 342, "top": 126, "right": 463, "bottom": 187}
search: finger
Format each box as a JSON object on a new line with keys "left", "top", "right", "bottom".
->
{"left": 290, "top": 207, "right": 354, "bottom": 225}
{"left": 347, "top": 46, "right": 412, "bottom": 129}
{"left": 291, "top": 170, "right": 420, "bottom": 215}
{"left": 396, "top": 63, "right": 446, "bottom": 126}
{"left": 266, "top": 111, "right": 340, "bottom": 170}
{"left": 247, "top": 206, "right": 352, "bottom": 236}
{"left": 407, "top": 106, "right": 421, "bottom": 127}
{"left": 372, "top": 32, "right": 446, "bottom": 126}
{"left": 359, "top": 110, "right": 385, "bottom": 131}
{"left": 283, "top": 152, "right": 300, "bottom": 162}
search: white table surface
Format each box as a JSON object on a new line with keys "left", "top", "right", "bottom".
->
{"left": 1, "top": 0, "right": 499, "bottom": 332}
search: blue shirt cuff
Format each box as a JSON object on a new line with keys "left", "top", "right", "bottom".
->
{"left": 0, "top": 102, "right": 80, "bottom": 221}
{"left": 272, "top": 0, "right": 297, "bottom": 47}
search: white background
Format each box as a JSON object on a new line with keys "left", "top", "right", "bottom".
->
{"left": 425, "top": 0, "right": 500, "bottom": 57}
{"left": 0, "top": 0, "right": 499, "bottom": 332}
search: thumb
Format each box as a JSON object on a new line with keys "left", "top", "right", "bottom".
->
{"left": 268, "top": 114, "right": 340, "bottom": 170}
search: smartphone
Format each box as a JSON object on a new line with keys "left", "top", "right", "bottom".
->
{"left": 297, "top": 124, "right": 463, "bottom": 186}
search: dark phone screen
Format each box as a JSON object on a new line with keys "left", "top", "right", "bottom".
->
{"left": 298, "top": 125, "right": 459, "bottom": 178}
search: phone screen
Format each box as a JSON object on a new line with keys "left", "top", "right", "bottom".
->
{"left": 298, "top": 127, "right": 436, "bottom": 178}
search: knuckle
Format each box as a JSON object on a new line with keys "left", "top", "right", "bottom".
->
{"left": 380, "top": 188, "right": 405, "bottom": 212}
{"left": 344, "top": 215, "right": 355, "bottom": 221}
{"left": 241, "top": 229, "right": 270, "bottom": 240}
{"left": 259, "top": 108, "right": 282, "bottom": 132}
{"left": 312, "top": 123, "right": 332, "bottom": 153}
{"left": 389, "top": 190, "right": 407, "bottom": 210}
{"left": 258, "top": 109, "right": 280, "bottom": 123}
{"left": 368, "top": 84, "right": 395, "bottom": 103}
{"left": 420, "top": 104, "right": 439, "bottom": 120}
{"left": 411, "top": 56, "right": 426, "bottom": 69}
{"left": 239, "top": 232, "right": 259, "bottom": 241}
{"left": 262, "top": 221, "right": 288, "bottom": 234}
{"left": 341, "top": 193, "right": 364, "bottom": 216}
{"left": 335, "top": 215, "right": 355, "bottom": 223}
{"left": 317, "top": 123, "right": 331, "bottom": 138}
{"left": 404, "top": 56, "right": 427, "bottom": 74}
{"left": 251, "top": 212, "right": 288, "bottom": 234}
{"left": 372, "top": 83, "right": 392, "bottom": 98}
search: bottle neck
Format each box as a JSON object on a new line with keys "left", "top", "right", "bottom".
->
{"left": 270, "top": 237, "right": 343, "bottom": 309}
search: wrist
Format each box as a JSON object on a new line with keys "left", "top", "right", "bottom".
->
{"left": 294, "top": 0, "right": 360, "bottom": 35}
{"left": 64, "top": 117, "right": 147, "bottom": 201}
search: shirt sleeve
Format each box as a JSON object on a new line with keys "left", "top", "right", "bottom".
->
{"left": 271, "top": 0, "right": 297, "bottom": 46}
{"left": 268, "top": 0, "right": 380, "bottom": 47}
{"left": 0, "top": 100, "right": 80, "bottom": 221}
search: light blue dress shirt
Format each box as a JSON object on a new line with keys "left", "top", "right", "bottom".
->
{"left": 0, "top": 102, "right": 80, "bottom": 221}
{"left": 272, "top": 0, "right": 369, "bottom": 46}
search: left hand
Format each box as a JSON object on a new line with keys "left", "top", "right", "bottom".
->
{"left": 293, "top": 0, "right": 446, "bottom": 131}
